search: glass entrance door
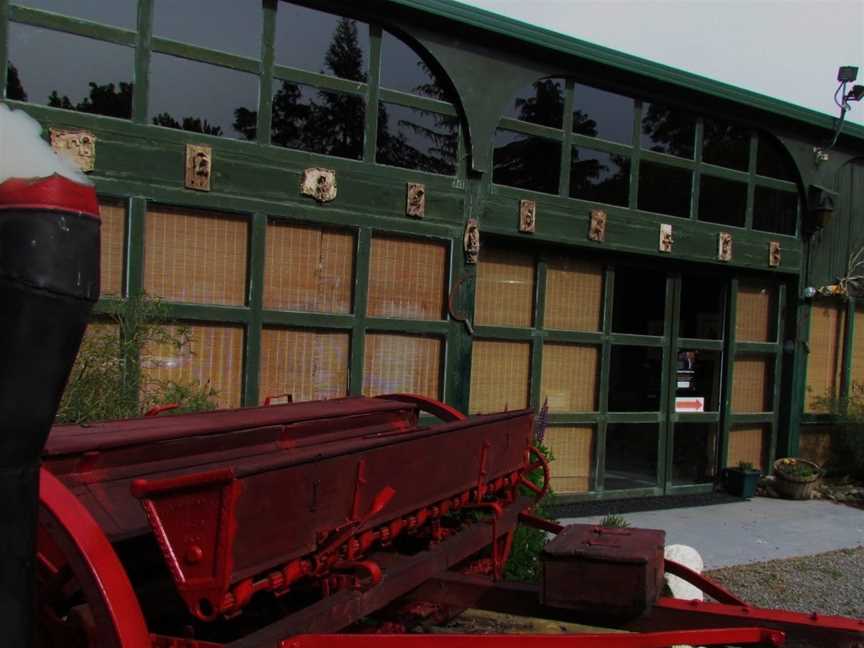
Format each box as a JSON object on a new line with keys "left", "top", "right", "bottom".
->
{"left": 602, "top": 265, "right": 786, "bottom": 496}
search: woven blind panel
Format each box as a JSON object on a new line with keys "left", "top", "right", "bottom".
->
{"left": 736, "top": 281, "right": 775, "bottom": 342}
{"left": 727, "top": 425, "right": 766, "bottom": 469}
{"left": 540, "top": 344, "right": 599, "bottom": 412}
{"left": 259, "top": 328, "right": 349, "bottom": 404}
{"left": 142, "top": 323, "right": 244, "bottom": 409}
{"left": 98, "top": 198, "right": 125, "bottom": 297}
{"left": 144, "top": 206, "right": 248, "bottom": 305}
{"left": 474, "top": 246, "right": 535, "bottom": 328}
{"left": 544, "top": 256, "right": 603, "bottom": 331}
{"left": 362, "top": 333, "right": 442, "bottom": 398}
{"left": 805, "top": 301, "right": 846, "bottom": 412}
{"left": 367, "top": 236, "right": 447, "bottom": 320}
{"left": 731, "top": 355, "right": 772, "bottom": 413}
{"left": 544, "top": 426, "right": 594, "bottom": 493}
{"left": 850, "top": 308, "right": 864, "bottom": 391}
{"left": 263, "top": 222, "right": 354, "bottom": 313}
{"left": 469, "top": 340, "right": 531, "bottom": 414}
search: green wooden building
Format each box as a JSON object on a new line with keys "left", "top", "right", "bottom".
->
{"left": 2, "top": 0, "right": 862, "bottom": 502}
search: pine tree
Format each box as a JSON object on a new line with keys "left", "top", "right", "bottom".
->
{"left": 49, "top": 82, "right": 133, "bottom": 119}
{"left": 152, "top": 112, "right": 224, "bottom": 137}
{"left": 5, "top": 63, "right": 27, "bottom": 101}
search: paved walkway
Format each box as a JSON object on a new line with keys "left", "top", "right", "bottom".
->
{"left": 559, "top": 497, "right": 864, "bottom": 568}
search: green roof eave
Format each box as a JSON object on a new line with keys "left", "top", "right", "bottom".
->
{"left": 386, "top": 0, "right": 864, "bottom": 144}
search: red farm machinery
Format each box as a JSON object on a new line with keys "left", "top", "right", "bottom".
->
{"left": 2, "top": 177, "right": 864, "bottom": 648}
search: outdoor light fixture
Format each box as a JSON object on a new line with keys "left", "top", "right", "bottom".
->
{"left": 816, "top": 65, "right": 864, "bottom": 160}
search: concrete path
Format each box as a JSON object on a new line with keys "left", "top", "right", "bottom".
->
{"left": 559, "top": 497, "right": 864, "bottom": 569}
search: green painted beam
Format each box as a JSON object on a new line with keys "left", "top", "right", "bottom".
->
{"left": 133, "top": 0, "right": 152, "bottom": 124}
{"left": 9, "top": 5, "right": 137, "bottom": 46}
{"left": 385, "top": 0, "right": 864, "bottom": 144}
{"left": 0, "top": 0, "right": 9, "bottom": 96}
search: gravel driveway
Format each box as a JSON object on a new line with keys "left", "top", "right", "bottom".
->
{"left": 706, "top": 546, "right": 864, "bottom": 618}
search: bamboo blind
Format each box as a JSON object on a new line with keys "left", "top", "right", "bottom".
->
{"left": 731, "top": 355, "right": 772, "bottom": 412}
{"left": 544, "top": 426, "right": 594, "bottom": 493}
{"left": 735, "top": 281, "right": 775, "bottom": 342}
{"left": 849, "top": 308, "right": 864, "bottom": 389}
{"left": 726, "top": 425, "right": 766, "bottom": 469}
{"left": 544, "top": 256, "right": 603, "bottom": 331}
{"left": 469, "top": 340, "right": 531, "bottom": 413}
{"left": 259, "top": 327, "right": 349, "bottom": 403}
{"left": 144, "top": 205, "right": 248, "bottom": 305}
{"left": 805, "top": 301, "right": 846, "bottom": 412}
{"left": 263, "top": 221, "right": 354, "bottom": 313}
{"left": 98, "top": 198, "right": 125, "bottom": 297}
{"left": 540, "top": 344, "right": 599, "bottom": 412}
{"left": 474, "top": 246, "right": 535, "bottom": 328}
{"left": 362, "top": 333, "right": 442, "bottom": 398}
{"left": 367, "top": 236, "right": 447, "bottom": 320}
{"left": 141, "top": 323, "right": 244, "bottom": 409}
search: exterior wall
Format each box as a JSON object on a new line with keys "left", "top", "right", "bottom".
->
{"left": 4, "top": 0, "right": 860, "bottom": 496}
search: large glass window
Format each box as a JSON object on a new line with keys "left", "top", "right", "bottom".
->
{"left": 153, "top": 0, "right": 262, "bottom": 58}
{"left": 573, "top": 82, "right": 634, "bottom": 144}
{"left": 638, "top": 162, "right": 692, "bottom": 218}
{"left": 699, "top": 175, "right": 747, "bottom": 227}
{"left": 504, "top": 78, "right": 565, "bottom": 129}
{"left": 640, "top": 102, "right": 696, "bottom": 159}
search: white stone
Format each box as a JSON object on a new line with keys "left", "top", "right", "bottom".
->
{"left": 664, "top": 544, "right": 704, "bottom": 601}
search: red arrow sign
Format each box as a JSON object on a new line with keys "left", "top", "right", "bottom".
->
{"left": 675, "top": 398, "right": 705, "bottom": 412}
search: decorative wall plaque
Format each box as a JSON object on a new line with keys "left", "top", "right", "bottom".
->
{"left": 50, "top": 128, "right": 96, "bottom": 172}
{"left": 184, "top": 144, "right": 212, "bottom": 192}
{"left": 769, "top": 241, "right": 781, "bottom": 267}
{"left": 519, "top": 199, "right": 536, "bottom": 233}
{"left": 300, "top": 168, "right": 337, "bottom": 203}
{"left": 659, "top": 224, "right": 673, "bottom": 253}
{"left": 588, "top": 209, "right": 607, "bottom": 242}
{"left": 464, "top": 218, "right": 480, "bottom": 265}
{"left": 406, "top": 182, "right": 426, "bottom": 218}
{"left": 718, "top": 232, "right": 732, "bottom": 262}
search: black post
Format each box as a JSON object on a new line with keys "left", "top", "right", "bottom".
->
{"left": 0, "top": 176, "right": 100, "bottom": 647}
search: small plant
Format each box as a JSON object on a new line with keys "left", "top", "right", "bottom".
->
{"left": 812, "top": 383, "right": 864, "bottom": 479}
{"left": 57, "top": 294, "right": 217, "bottom": 424}
{"left": 599, "top": 513, "right": 630, "bottom": 529}
{"left": 738, "top": 461, "right": 756, "bottom": 472}
{"left": 775, "top": 458, "right": 818, "bottom": 480}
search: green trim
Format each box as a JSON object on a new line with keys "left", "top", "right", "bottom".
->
{"left": 498, "top": 116, "right": 563, "bottom": 141}
{"left": 257, "top": 0, "right": 276, "bottom": 146}
{"left": 261, "top": 310, "right": 354, "bottom": 329}
{"left": 364, "top": 24, "right": 383, "bottom": 162}
{"left": 9, "top": 5, "right": 137, "bottom": 46}
{"left": 161, "top": 303, "right": 251, "bottom": 324}
{"left": 0, "top": 0, "right": 9, "bottom": 97}
{"left": 378, "top": 87, "right": 458, "bottom": 116}
{"left": 389, "top": 0, "right": 864, "bottom": 143}
{"left": 133, "top": 0, "right": 152, "bottom": 124}
{"left": 349, "top": 228, "right": 372, "bottom": 394}
{"left": 151, "top": 37, "right": 260, "bottom": 74}
{"left": 127, "top": 197, "right": 146, "bottom": 297}
{"left": 558, "top": 79, "right": 576, "bottom": 199}
{"left": 244, "top": 212, "right": 267, "bottom": 406}
{"left": 273, "top": 63, "right": 367, "bottom": 96}
{"left": 719, "top": 278, "right": 738, "bottom": 468}
{"left": 841, "top": 299, "right": 855, "bottom": 396}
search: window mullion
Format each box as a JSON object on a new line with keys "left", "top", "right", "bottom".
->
{"left": 363, "top": 24, "right": 382, "bottom": 163}
{"left": 256, "top": 0, "right": 276, "bottom": 146}
{"left": 558, "top": 79, "right": 576, "bottom": 198}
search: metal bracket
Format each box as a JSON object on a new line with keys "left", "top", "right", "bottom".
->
{"left": 406, "top": 182, "right": 426, "bottom": 218}
{"left": 769, "top": 241, "right": 781, "bottom": 267}
{"left": 519, "top": 199, "right": 536, "bottom": 233}
{"left": 659, "top": 224, "right": 673, "bottom": 253}
{"left": 301, "top": 168, "right": 338, "bottom": 203}
{"left": 464, "top": 218, "right": 480, "bottom": 264}
{"left": 50, "top": 128, "right": 96, "bottom": 172}
{"left": 718, "top": 232, "right": 732, "bottom": 262}
{"left": 185, "top": 144, "right": 212, "bottom": 192}
{"left": 588, "top": 209, "right": 607, "bottom": 242}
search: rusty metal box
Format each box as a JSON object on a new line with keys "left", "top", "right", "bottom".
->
{"left": 541, "top": 524, "right": 665, "bottom": 619}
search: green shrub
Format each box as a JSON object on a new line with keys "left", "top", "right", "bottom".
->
{"left": 504, "top": 441, "right": 555, "bottom": 582}
{"left": 599, "top": 513, "right": 630, "bottom": 529}
{"left": 57, "top": 295, "right": 217, "bottom": 424}
{"left": 811, "top": 383, "right": 864, "bottom": 479}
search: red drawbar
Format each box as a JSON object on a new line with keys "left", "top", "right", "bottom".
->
{"left": 0, "top": 174, "right": 100, "bottom": 218}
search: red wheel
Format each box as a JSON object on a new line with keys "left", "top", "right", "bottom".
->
{"left": 36, "top": 469, "right": 150, "bottom": 648}
{"left": 518, "top": 445, "right": 551, "bottom": 503}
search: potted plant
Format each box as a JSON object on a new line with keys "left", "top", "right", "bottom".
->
{"left": 723, "top": 461, "right": 762, "bottom": 499}
{"left": 773, "top": 458, "right": 821, "bottom": 500}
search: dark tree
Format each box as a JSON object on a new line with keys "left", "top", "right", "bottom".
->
{"left": 5, "top": 63, "right": 27, "bottom": 101}
{"left": 323, "top": 17, "right": 366, "bottom": 82}
{"left": 233, "top": 106, "right": 258, "bottom": 141}
{"left": 641, "top": 103, "right": 696, "bottom": 158}
{"left": 152, "top": 112, "right": 224, "bottom": 137}
{"left": 515, "top": 78, "right": 565, "bottom": 129}
{"left": 49, "top": 81, "right": 133, "bottom": 119}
